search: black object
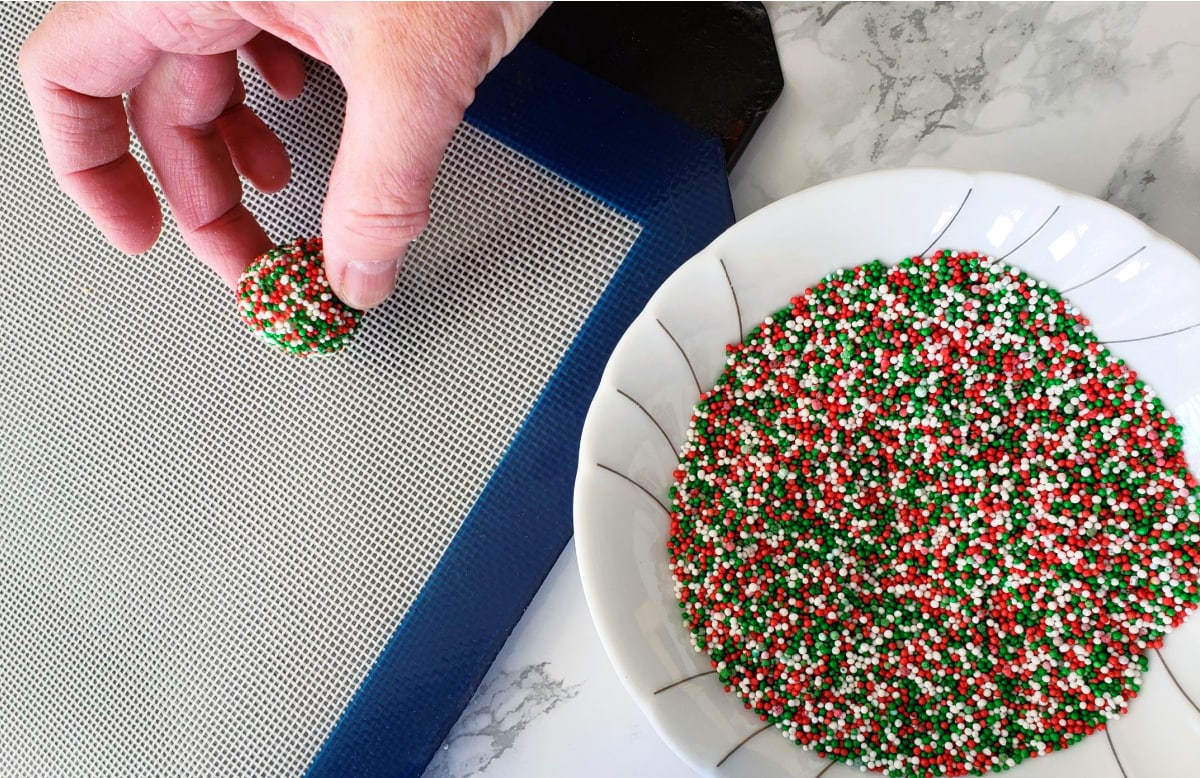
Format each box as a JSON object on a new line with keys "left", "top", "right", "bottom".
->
{"left": 528, "top": 2, "right": 784, "bottom": 170}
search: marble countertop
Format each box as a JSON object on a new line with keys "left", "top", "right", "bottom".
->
{"left": 424, "top": 3, "right": 1200, "bottom": 776}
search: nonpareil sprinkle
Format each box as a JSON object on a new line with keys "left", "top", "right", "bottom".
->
{"left": 237, "top": 237, "right": 361, "bottom": 356}
{"left": 667, "top": 250, "right": 1200, "bottom": 777}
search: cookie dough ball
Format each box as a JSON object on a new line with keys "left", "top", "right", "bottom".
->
{"left": 237, "top": 237, "right": 362, "bottom": 357}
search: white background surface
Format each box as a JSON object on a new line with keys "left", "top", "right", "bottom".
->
{"left": 424, "top": 3, "right": 1200, "bottom": 777}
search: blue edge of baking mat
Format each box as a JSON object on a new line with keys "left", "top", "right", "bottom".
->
{"left": 306, "top": 41, "right": 733, "bottom": 778}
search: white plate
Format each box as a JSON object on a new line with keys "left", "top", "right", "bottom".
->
{"left": 574, "top": 169, "right": 1200, "bottom": 778}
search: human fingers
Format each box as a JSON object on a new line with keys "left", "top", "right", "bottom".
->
{"left": 317, "top": 2, "right": 549, "bottom": 309}
{"left": 217, "top": 78, "right": 292, "bottom": 194}
{"left": 18, "top": 2, "right": 166, "bottom": 252}
{"left": 127, "top": 51, "right": 272, "bottom": 285}
{"left": 20, "top": 2, "right": 271, "bottom": 262}
{"left": 239, "top": 32, "right": 306, "bottom": 100}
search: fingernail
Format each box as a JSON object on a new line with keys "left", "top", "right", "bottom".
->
{"left": 339, "top": 258, "right": 401, "bottom": 309}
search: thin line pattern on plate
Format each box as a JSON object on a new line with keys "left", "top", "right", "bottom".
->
{"left": 594, "top": 462, "right": 671, "bottom": 516}
{"left": 616, "top": 388, "right": 677, "bottom": 454}
{"left": 1101, "top": 320, "right": 1200, "bottom": 345}
{"left": 998, "top": 205, "right": 1061, "bottom": 261}
{"left": 919, "top": 188, "right": 973, "bottom": 258}
{"left": 719, "top": 257, "right": 745, "bottom": 341}
{"left": 1154, "top": 647, "right": 1200, "bottom": 716}
{"left": 1105, "top": 727, "right": 1129, "bottom": 778}
{"left": 716, "top": 723, "right": 774, "bottom": 769}
{"left": 1062, "top": 246, "right": 1146, "bottom": 294}
{"left": 658, "top": 318, "right": 702, "bottom": 396}
{"left": 653, "top": 670, "right": 717, "bottom": 696}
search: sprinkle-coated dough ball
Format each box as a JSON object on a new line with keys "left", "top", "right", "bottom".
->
{"left": 237, "top": 237, "right": 362, "bottom": 356}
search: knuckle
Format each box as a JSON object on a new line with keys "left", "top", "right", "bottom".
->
{"left": 340, "top": 203, "right": 431, "bottom": 246}
{"left": 141, "top": 6, "right": 225, "bottom": 51}
{"left": 17, "top": 5, "right": 69, "bottom": 81}
{"left": 16, "top": 40, "right": 36, "bottom": 80}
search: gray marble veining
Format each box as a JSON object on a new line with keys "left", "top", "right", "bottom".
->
{"left": 733, "top": 3, "right": 1200, "bottom": 257}
{"left": 424, "top": 663, "right": 580, "bottom": 778}
{"left": 1104, "top": 93, "right": 1200, "bottom": 232}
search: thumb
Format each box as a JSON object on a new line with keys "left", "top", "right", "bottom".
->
{"left": 320, "top": 73, "right": 456, "bottom": 309}
{"left": 318, "top": 11, "right": 484, "bottom": 309}
{"left": 317, "top": 3, "right": 547, "bottom": 310}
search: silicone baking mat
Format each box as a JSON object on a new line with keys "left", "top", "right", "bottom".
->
{"left": 0, "top": 5, "right": 731, "bottom": 777}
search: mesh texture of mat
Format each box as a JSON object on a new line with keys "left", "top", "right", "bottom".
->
{"left": 0, "top": 5, "right": 640, "bottom": 775}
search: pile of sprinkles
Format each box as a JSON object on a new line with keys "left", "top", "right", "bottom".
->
{"left": 667, "top": 250, "right": 1200, "bottom": 777}
{"left": 237, "top": 237, "right": 361, "bottom": 356}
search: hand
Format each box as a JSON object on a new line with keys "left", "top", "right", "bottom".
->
{"left": 19, "top": 1, "right": 548, "bottom": 309}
